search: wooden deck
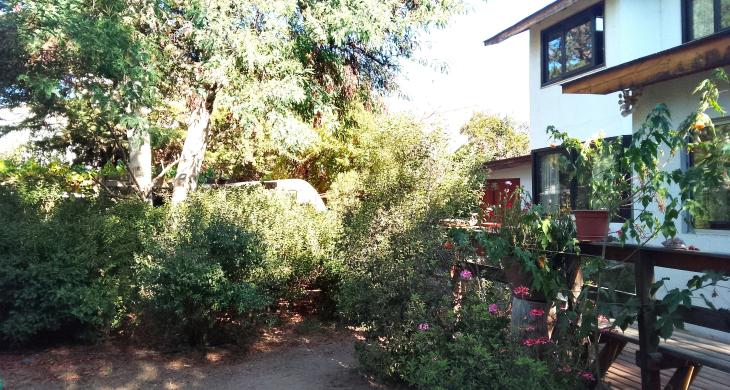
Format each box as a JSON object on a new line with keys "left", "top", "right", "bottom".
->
{"left": 604, "top": 334, "right": 730, "bottom": 389}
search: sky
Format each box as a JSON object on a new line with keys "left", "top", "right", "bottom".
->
{"left": 385, "top": 0, "right": 553, "bottom": 148}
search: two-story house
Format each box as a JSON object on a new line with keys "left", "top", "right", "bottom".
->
{"left": 482, "top": 0, "right": 730, "bottom": 309}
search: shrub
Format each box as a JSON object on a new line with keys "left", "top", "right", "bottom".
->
{"left": 0, "top": 185, "right": 159, "bottom": 345}
{"left": 136, "top": 187, "right": 339, "bottom": 345}
{"left": 356, "top": 294, "right": 573, "bottom": 390}
{"left": 332, "top": 116, "right": 585, "bottom": 389}
{"left": 333, "top": 115, "right": 484, "bottom": 333}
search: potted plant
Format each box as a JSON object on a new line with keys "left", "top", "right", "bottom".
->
{"left": 545, "top": 71, "right": 730, "bottom": 382}
{"left": 572, "top": 210, "right": 609, "bottom": 242}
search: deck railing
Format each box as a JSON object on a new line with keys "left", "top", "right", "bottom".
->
{"left": 579, "top": 243, "right": 730, "bottom": 389}
{"left": 465, "top": 238, "right": 730, "bottom": 389}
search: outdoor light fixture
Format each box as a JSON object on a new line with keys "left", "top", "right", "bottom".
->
{"left": 619, "top": 88, "right": 640, "bottom": 117}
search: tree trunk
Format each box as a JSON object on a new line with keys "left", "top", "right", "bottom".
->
{"left": 171, "top": 88, "right": 217, "bottom": 204}
{"left": 126, "top": 127, "right": 152, "bottom": 200}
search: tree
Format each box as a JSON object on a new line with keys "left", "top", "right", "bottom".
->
{"left": 1, "top": 0, "right": 164, "bottom": 201}
{"left": 1, "top": 0, "right": 465, "bottom": 203}
{"left": 456, "top": 112, "right": 530, "bottom": 162}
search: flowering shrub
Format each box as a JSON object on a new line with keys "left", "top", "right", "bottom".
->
{"left": 355, "top": 295, "right": 581, "bottom": 390}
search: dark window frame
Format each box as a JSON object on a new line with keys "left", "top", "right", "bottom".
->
{"left": 682, "top": 0, "right": 730, "bottom": 42}
{"left": 685, "top": 118, "right": 730, "bottom": 230}
{"left": 540, "top": 3, "right": 605, "bottom": 86}
{"left": 532, "top": 135, "right": 632, "bottom": 222}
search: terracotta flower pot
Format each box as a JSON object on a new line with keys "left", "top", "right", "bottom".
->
{"left": 573, "top": 210, "right": 609, "bottom": 242}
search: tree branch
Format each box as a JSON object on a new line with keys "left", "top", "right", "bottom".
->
{"left": 151, "top": 157, "right": 180, "bottom": 188}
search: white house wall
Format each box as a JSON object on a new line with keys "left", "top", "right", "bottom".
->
{"left": 523, "top": 0, "right": 730, "bottom": 311}
{"left": 527, "top": 0, "right": 687, "bottom": 150}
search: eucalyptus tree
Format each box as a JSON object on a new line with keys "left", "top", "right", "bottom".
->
{"left": 1, "top": 0, "right": 163, "bottom": 200}
{"left": 2, "top": 0, "right": 464, "bottom": 202}
{"left": 158, "top": 0, "right": 464, "bottom": 202}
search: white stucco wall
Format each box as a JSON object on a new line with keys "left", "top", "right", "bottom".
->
{"left": 523, "top": 0, "right": 730, "bottom": 311}
{"left": 486, "top": 163, "right": 533, "bottom": 200}
{"left": 631, "top": 68, "right": 730, "bottom": 310}
{"left": 527, "top": 0, "right": 687, "bottom": 150}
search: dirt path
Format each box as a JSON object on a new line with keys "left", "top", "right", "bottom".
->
{"left": 0, "top": 319, "right": 388, "bottom": 390}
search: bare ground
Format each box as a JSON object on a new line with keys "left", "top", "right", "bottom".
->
{"left": 0, "top": 316, "right": 388, "bottom": 390}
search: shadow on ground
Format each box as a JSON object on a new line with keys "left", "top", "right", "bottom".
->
{"left": 0, "top": 316, "right": 386, "bottom": 390}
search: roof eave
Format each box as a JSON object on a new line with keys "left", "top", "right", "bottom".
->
{"left": 562, "top": 30, "right": 730, "bottom": 95}
{"left": 483, "top": 0, "right": 579, "bottom": 46}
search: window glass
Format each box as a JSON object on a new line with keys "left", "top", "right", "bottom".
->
{"left": 565, "top": 21, "right": 593, "bottom": 72}
{"left": 541, "top": 4, "right": 603, "bottom": 84}
{"left": 721, "top": 0, "right": 730, "bottom": 29}
{"left": 538, "top": 153, "right": 572, "bottom": 213}
{"left": 547, "top": 35, "right": 563, "bottom": 81}
{"left": 692, "top": 0, "right": 715, "bottom": 39}
{"left": 693, "top": 123, "right": 730, "bottom": 230}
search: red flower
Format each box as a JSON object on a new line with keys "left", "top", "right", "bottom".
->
{"left": 513, "top": 286, "right": 530, "bottom": 298}
{"left": 529, "top": 309, "right": 545, "bottom": 317}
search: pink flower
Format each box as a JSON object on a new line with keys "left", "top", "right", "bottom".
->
{"left": 521, "top": 337, "right": 551, "bottom": 347}
{"left": 417, "top": 323, "right": 430, "bottom": 331}
{"left": 488, "top": 304, "right": 498, "bottom": 314}
{"left": 529, "top": 309, "right": 544, "bottom": 317}
{"left": 521, "top": 338, "right": 536, "bottom": 347}
{"left": 505, "top": 180, "right": 512, "bottom": 186}
{"left": 513, "top": 286, "right": 530, "bottom": 298}
{"left": 579, "top": 371, "right": 595, "bottom": 381}
{"left": 536, "top": 337, "right": 551, "bottom": 345}
{"left": 459, "top": 269, "right": 473, "bottom": 280}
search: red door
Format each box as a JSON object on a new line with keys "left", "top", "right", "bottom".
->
{"left": 482, "top": 178, "right": 520, "bottom": 226}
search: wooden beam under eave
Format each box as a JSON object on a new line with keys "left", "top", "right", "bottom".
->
{"left": 563, "top": 32, "right": 730, "bottom": 95}
{"left": 483, "top": 0, "right": 579, "bottom": 46}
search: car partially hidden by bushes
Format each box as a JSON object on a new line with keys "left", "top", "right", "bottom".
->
{"left": 210, "top": 179, "right": 327, "bottom": 212}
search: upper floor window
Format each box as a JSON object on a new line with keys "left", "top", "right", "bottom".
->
{"left": 541, "top": 3, "right": 605, "bottom": 85}
{"left": 690, "top": 120, "right": 730, "bottom": 230}
{"left": 684, "top": 0, "right": 730, "bottom": 41}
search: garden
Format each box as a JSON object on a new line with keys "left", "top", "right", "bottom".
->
{"left": 1, "top": 0, "right": 730, "bottom": 389}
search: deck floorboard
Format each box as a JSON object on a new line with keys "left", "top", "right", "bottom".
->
{"left": 604, "top": 343, "right": 730, "bottom": 389}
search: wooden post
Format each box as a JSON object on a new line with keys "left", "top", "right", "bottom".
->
{"left": 634, "top": 250, "right": 661, "bottom": 390}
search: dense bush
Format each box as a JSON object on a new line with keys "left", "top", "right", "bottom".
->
{"left": 0, "top": 177, "right": 339, "bottom": 346}
{"left": 330, "top": 115, "right": 588, "bottom": 389}
{"left": 136, "top": 187, "right": 339, "bottom": 345}
{"left": 0, "top": 185, "right": 161, "bottom": 345}
{"left": 332, "top": 115, "right": 484, "bottom": 332}
{"left": 356, "top": 294, "right": 575, "bottom": 390}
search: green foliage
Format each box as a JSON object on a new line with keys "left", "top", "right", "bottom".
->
{"left": 1, "top": 0, "right": 467, "bottom": 197}
{"left": 356, "top": 294, "right": 578, "bottom": 390}
{"left": 455, "top": 112, "right": 530, "bottom": 163}
{"left": 334, "top": 114, "right": 484, "bottom": 332}
{"left": 0, "top": 172, "right": 339, "bottom": 346}
{"left": 329, "top": 114, "right": 581, "bottom": 389}
{"left": 0, "top": 185, "right": 161, "bottom": 345}
{"left": 136, "top": 187, "right": 339, "bottom": 345}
